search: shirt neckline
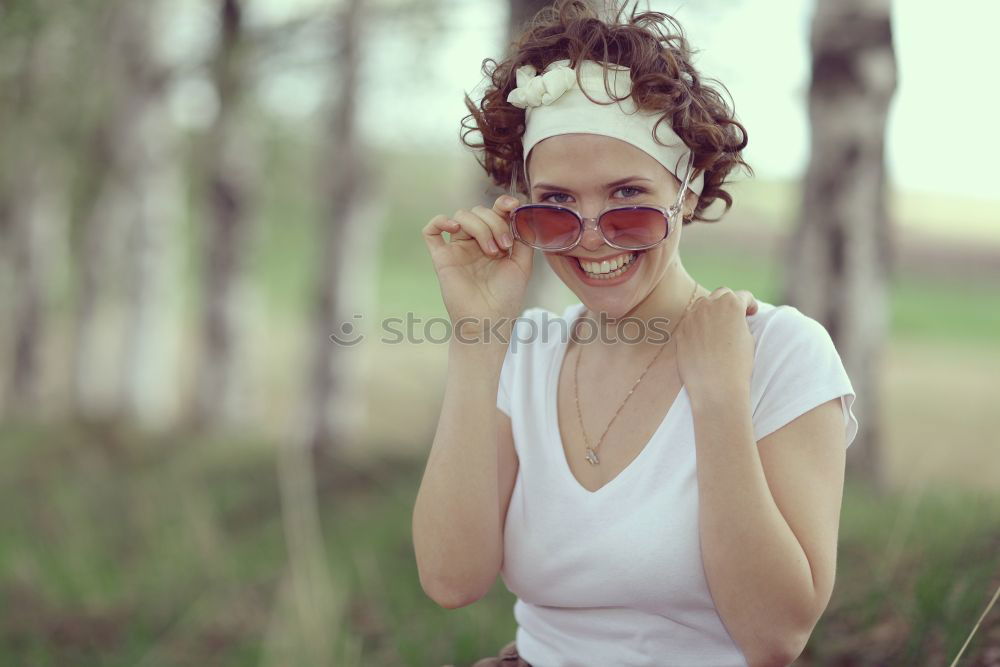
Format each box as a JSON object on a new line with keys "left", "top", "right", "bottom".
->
{"left": 547, "top": 302, "right": 689, "bottom": 498}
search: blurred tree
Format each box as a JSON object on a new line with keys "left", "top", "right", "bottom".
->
{"left": 783, "top": 0, "right": 896, "bottom": 493}
{"left": 0, "top": 5, "right": 48, "bottom": 415}
{"left": 303, "top": 0, "right": 376, "bottom": 455}
{"left": 67, "top": 0, "right": 183, "bottom": 427}
{"left": 115, "top": 2, "right": 184, "bottom": 429}
{"left": 508, "top": 0, "right": 555, "bottom": 37}
{"left": 195, "top": 0, "right": 255, "bottom": 427}
{"left": 67, "top": 1, "right": 133, "bottom": 422}
{"left": 502, "top": 0, "right": 571, "bottom": 313}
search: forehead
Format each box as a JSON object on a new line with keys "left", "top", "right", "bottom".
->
{"left": 527, "top": 133, "right": 666, "bottom": 183}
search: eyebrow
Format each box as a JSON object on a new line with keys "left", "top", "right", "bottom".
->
{"left": 531, "top": 176, "right": 654, "bottom": 192}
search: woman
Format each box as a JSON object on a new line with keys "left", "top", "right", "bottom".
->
{"left": 413, "top": 2, "right": 859, "bottom": 665}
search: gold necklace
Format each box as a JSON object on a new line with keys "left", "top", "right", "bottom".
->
{"left": 573, "top": 283, "right": 700, "bottom": 466}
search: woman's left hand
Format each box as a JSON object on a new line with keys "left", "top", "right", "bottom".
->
{"left": 674, "top": 287, "right": 758, "bottom": 401}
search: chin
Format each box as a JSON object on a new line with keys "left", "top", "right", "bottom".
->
{"left": 577, "top": 293, "right": 639, "bottom": 321}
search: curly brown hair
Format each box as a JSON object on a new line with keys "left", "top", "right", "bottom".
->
{"left": 460, "top": 0, "right": 752, "bottom": 224}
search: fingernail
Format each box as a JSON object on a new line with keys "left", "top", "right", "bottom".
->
{"left": 501, "top": 233, "right": 513, "bottom": 248}
{"left": 502, "top": 195, "right": 518, "bottom": 206}
{"left": 488, "top": 239, "right": 499, "bottom": 254}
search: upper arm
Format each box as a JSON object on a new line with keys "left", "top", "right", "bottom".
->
{"left": 757, "top": 397, "right": 847, "bottom": 632}
{"left": 497, "top": 409, "right": 519, "bottom": 543}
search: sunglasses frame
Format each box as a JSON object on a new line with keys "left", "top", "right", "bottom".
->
{"left": 508, "top": 201, "right": 683, "bottom": 252}
{"left": 506, "top": 150, "right": 699, "bottom": 253}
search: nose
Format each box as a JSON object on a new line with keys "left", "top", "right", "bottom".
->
{"left": 578, "top": 217, "right": 606, "bottom": 252}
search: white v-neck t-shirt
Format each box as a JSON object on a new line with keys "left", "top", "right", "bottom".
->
{"left": 495, "top": 299, "right": 859, "bottom": 667}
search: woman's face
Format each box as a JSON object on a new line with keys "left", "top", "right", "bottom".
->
{"left": 526, "top": 134, "right": 693, "bottom": 320}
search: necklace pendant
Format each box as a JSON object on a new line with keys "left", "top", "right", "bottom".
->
{"left": 585, "top": 447, "right": 600, "bottom": 465}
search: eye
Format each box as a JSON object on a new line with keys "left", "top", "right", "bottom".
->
{"left": 539, "top": 192, "right": 572, "bottom": 204}
{"left": 615, "top": 185, "right": 646, "bottom": 198}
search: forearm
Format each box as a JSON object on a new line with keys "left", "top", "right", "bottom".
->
{"left": 412, "top": 337, "right": 509, "bottom": 607}
{"left": 689, "top": 383, "right": 816, "bottom": 664}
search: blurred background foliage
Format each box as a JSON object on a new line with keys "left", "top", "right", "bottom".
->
{"left": 0, "top": 0, "right": 998, "bottom": 665}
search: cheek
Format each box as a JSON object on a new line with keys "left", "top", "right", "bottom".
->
{"left": 644, "top": 238, "right": 679, "bottom": 273}
{"left": 545, "top": 253, "right": 569, "bottom": 275}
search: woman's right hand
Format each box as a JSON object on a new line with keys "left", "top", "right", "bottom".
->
{"left": 422, "top": 194, "right": 533, "bottom": 331}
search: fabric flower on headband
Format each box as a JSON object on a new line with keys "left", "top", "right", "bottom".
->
{"left": 506, "top": 63, "right": 577, "bottom": 109}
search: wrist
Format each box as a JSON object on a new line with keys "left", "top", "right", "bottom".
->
{"left": 448, "top": 313, "right": 516, "bottom": 345}
{"left": 688, "top": 379, "right": 751, "bottom": 414}
{"left": 447, "top": 333, "right": 510, "bottom": 363}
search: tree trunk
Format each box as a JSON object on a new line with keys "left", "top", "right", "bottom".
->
{"left": 72, "top": 136, "right": 131, "bottom": 422}
{"left": 782, "top": 0, "right": 897, "bottom": 494}
{"left": 5, "top": 173, "right": 44, "bottom": 414}
{"left": 196, "top": 0, "right": 255, "bottom": 428}
{"left": 505, "top": 0, "right": 568, "bottom": 313}
{"left": 508, "top": 0, "right": 554, "bottom": 37}
{"left": 304, "top": 0, "right": 376, "bottom": 456}
{"left": 0, "top": 21, "right": 48, "bottom": 416}
{"left": 68, "top": 0, "right": 182, "bottom": 428}
{"left": 67, "top": 37, "right": 124, "bottom": 422}
{"left": 111, "top": 1, "right": 183, "bottom": 429}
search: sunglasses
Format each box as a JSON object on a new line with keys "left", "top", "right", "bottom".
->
{"left": 508, "top": 161, "right": 696, "bottom": 253}
{"left": 509, "top": 201, "right": 683, "bottom": 252}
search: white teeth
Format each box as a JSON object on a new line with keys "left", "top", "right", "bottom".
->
{"left": 579, "top": 252, "right": 636, "bottom": 278}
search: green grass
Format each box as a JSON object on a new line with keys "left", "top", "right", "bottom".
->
{"left": 0, "top": 422, "right": 997, "bottom": 665}
{"left": 888, "top": 272, "right": 1000, "bottom": 343}
{"left": 685, "top": 248, "right": 999, "bottom": 343}
{"left": 0, "top": 423, "right": 290, "bottom": 666}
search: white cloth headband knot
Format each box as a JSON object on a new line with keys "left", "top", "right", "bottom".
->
{"left": 507, "top": 63, "right": 577, "bottom": 109}
{"left": 506, "top": 58, "right": 704, "bottom": 198}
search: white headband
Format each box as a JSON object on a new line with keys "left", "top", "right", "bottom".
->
{"left": 507, "top": 58, "right": 704, "bottom": 198}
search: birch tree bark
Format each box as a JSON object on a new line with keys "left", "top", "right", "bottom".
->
{"left": 111, "top": 1, "right": 184, "bottom": 429}
{"left": 71, "top": 131, "right": 130, "bottom": 422}
{"left": 782, "top": 0, "right": 897, "bottom": 492}
{"left": 303, "top": 0, "right": 380, "bottom": 455}
{"left": 69, "top": 41, "right": 126, "bottom": 421}
{"left": 504, "top": 0, "right": 568, "bottom": 313}
{"left": 196, "top": 0, "right": 255, "bottom": 427}
{"left": 69, "top": 0, "right": 183, "bottom": 428}
{"left": 0, "top": 11, "right": 50, "bottom": 416}
{"left": 508, "top": 0, "right": 554, "bottom": 37}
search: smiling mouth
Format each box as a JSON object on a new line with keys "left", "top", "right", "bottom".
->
{"left": 575, "top": 251, "right": 640, "bottom": 280}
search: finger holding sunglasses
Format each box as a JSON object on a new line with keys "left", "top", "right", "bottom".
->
{"left": 472, "top": 197, "right": 519, "bottom": 250}
{"left": 422, "top": 206, "right": 533, "bottom": 327}
{"left": 422, "top": 214, "right": 462, "bottom": 243}
{"left": 451, "top": 207, "right": 508, "bottom": 257}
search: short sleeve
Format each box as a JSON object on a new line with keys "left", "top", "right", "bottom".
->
{"left": 750, "top": 306, "right": 859, "bottom": 448}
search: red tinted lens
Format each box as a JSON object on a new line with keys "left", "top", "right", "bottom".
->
{"left": 600, "top": 208, "right": 668, "bottom": 248}
{"left": 513, "top": 207, "right": 581, "bottom": 249}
